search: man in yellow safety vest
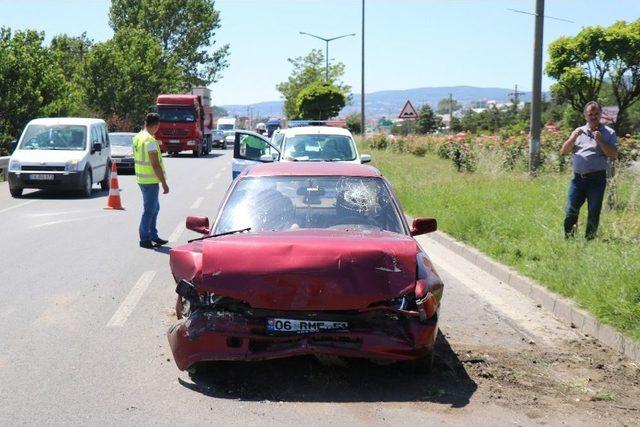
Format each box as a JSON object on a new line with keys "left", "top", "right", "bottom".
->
{"left": 133, "top": 113, "right": 170, "bottom": 249}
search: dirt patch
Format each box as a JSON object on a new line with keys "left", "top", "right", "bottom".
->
{"left": 451, "top": 337, "right": 640, "bottom": 425}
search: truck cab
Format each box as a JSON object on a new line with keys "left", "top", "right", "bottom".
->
{"left": 156, "top": 94, "right": 211, "bottom": 157}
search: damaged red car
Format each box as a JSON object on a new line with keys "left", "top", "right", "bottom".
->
{"left": 167, "top": 162, "right": 444, "bottom": 372}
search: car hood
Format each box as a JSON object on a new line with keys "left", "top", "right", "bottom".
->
{"left": 111, "top": 146, "right": 132, "bottom": 157}
{"left": 12, "top": 149, "right": 86, "bottom": 164}
{"left": 199, "top": 229, "right": 418, "bottom": 310}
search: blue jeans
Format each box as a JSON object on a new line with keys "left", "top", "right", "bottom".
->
{"left": 139, "top": 183, "right": 160, "bottom": 241}
{"left": 564, "top": 170, "right": 607, "bottom": 239}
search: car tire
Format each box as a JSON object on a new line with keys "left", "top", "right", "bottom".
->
{"left": 193, "top": 148, "right": 201, "bottom": 158}
{"left": 9, "top": 187, "right": 23, "bottom": 198}
{"left": 80, "top": 169, "right": 93, "bottom": 198}
{"left": 100, "top": 162, "right": 110, "bottom": 191}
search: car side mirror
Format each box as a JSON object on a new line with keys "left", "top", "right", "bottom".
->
{"left": 360, "top": 154, "right": 371, "bottom": 163}
{"left": 186, "top": 215, "right": 210, "bottom": 235}
{"left": 259, "top": 154, "right": 275, "bottom": 162}
{"left": 410, "top": 217, "right": 437, "bottom": 236}
{"left": 92, "top": 142, "right": 102, "bottom": 153}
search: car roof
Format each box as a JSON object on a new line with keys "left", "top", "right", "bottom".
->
{"left": 27, "top": 117, "right": 106, "bottom": 126}
{"left": 109, "top": 132, "right": 136, "bottom": 136}
{"left": 241, "top": 162, "right": 382, "bottom": 178}
{"left": 278, "top": 126, "right": 353, "bottom": 138}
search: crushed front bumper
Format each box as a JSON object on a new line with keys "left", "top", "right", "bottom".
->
{"left": 167, "top": 308, "right": 438, "bottom": 371}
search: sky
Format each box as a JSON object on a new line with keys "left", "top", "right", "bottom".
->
{"left": 2, "top": 0, "right": 640, "bottom": 105}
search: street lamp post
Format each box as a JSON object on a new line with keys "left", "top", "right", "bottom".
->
{"left": 299, "top": 31, "right": 356, "bottom": 82}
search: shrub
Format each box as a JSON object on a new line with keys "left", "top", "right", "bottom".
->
{"left": 369, "top": 133, "right": 389, "bottom": 150}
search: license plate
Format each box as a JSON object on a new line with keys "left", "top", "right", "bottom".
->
{"left": 169, "top": 140, "right": 180, "bottom": 144}
{"left": 266, "top": 318, "right": 348, "bottom": 334}
{"left": 30, "top": 174, "right": 54, "bottom": 181}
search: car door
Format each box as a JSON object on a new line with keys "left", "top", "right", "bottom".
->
{"left": 89, "top": 125, "right": 106, "bottom": 182}
{"left": 232, "top": 131, "right": 280, "bottom": 179}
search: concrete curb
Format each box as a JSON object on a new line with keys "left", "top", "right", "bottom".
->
{"left": 429, "top": 230, "right": 640, "bottom": 363}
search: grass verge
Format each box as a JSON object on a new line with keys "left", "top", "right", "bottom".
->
{"left": 364, "top": 145, "right": 640, "bottom": 341}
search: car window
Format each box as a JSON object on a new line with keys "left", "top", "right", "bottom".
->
{"left": 238, "top": 134, "right": 278, "bottom": 161}
{"left": 19, "top": 124, "right": 87, "bottom": 151}
{"left": 109, "top": 134, "right": 134, "bottom": 146}
{"left": 215, "top": 176, "right": 404, "bottom": 234}
{"left": 102, "top": 125, "right": 109, "bottom": 147}
{"left": 283, "top": 134, "right": 356, "bottom": 161}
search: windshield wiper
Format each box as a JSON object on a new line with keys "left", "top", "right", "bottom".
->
{"left": 188, "top": 227, "right": 251, "bottom": 243}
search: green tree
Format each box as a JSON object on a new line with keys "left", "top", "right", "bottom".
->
{"left": 415, "top": 104, "right": 441, "bottom": 134}
{"left": 295, "top": 82, "right": 346, "bottom": 120}
{"left": 0, "top": 28, "right": 71, "bottom": 139}
{"left": 437, "top": 97, "right": 460, "bottom": 114}
{"left": 449, "top": 116, "right": 462, "bottom": 132}
{"left": 50, "top": 33, "right": 93, "bottom": 116}
{"left": 83, "top": 28, "right": 182, "bottom": 126}
{"left": 109, "top": 0, "right": 230, "bottom": 86}
{"left": 346, "top": 113, "right": 362, "bottom": 134}
{"left": 276, "top": 49, "right": 351, "bottom": 119}
{"left": 546, "top": 19, "right": 640, "bottom": 131}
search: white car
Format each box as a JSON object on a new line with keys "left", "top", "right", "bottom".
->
{"left": 7, "top": 118, "right": 111, "bottom": 197}
{"left": 232, "top": 126, "right": 370, "bottom": 179}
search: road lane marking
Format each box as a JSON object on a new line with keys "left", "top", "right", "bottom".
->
{"left": 29, "top": 215, "right": 111, "bottom": 229}
{"left": 28, "top": 209, "right": 96, "bottom": 217}
{"left": 191, "top": 197, "right": 204, "bottom": 209}
{"left": 220, "top": 166, "right": 228, "bottom": 172}
{"left": 107, "top": 271, "right": 156, "bottom": 327}
{"left": 0, "top": 200, "right": 37, "bottom": 214}
{"left": 169, "top": 221, "right": 185, "bottom": 243}
{"left": 205, "top": 182, "right": 214, "bottom": 190}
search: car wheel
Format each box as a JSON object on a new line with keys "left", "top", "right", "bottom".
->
{"left": 100, "top": 162, "right": 110, "bottom": 191}
{"left": 9, "top": 187, "right": 23, "bottom": 198}
{"left": 81, "top": 169, "right": 93, "bottom": 198}
{"left": 193, "top": 148, "right": 201, "bottom": 158}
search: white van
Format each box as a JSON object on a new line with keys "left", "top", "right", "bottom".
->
{"left": 7, "top": 118, "right": 112, "bottom": 198}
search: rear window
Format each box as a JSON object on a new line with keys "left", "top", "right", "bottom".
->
{"left": 283, "top": 134, "right": 356, "bottom": 161}
{"left": 19, "top": 124, "right": 87, "bottom": 151}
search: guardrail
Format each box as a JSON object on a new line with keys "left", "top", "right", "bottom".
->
{"left": 0, "top": 156, "right": 9, "bottom": 182}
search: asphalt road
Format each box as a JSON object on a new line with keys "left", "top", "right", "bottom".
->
{"left": 0, "top": 149, "right": 638, "bottom": 426}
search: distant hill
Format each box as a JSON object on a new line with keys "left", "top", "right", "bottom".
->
{"left": 221, "top": 86, "right": 534, "bottom": 119}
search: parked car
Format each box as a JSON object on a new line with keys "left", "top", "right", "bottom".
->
{"left": 109, "top": 132, "right": 135, "bottom": 173}
{"left": 7, "top": 118, "right": 111, "bottom": 198}
{"left": 231, "top": 126, "right": 371, "bottom": 179}
{"left": 211, "top": 130, "right": 226, "bottom": 149}
{"left": 167, "top": 162, "right": 443, "bottom": 373}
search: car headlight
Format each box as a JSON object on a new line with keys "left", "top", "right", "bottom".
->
{"left": 65, "top": 160, "right": 79, "bottom": 171}
{"left": 187, "top": 140, "right": 195, "bottom": 146}
{"left": 8, "top": 159, "right": 21, "bottom": 172}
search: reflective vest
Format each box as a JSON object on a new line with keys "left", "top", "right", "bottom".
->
{"left": 133, "top": 130, "right": 165, "bottom": 184}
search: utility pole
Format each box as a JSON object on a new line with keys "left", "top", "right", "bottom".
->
{"left": 529, "top": 0, "right": 545, "bottom": 175}
{"left": 509, "top": 84, "right": 524, "bottom": 105}
{"left": 361, "top": 0, "right": 365, "bottom": 136}
{"left": 448, "top": 93, "right": 454, "bottom": 122}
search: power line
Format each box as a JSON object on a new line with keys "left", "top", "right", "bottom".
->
{"left": 507, "top": 8, "right": 574, "bottom": 24}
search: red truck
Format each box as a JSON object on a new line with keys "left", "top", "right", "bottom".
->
{"left": 156, "top": 87, "right": 213, "bottom": 157}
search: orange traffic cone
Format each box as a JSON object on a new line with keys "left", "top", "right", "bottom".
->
{"left": 104, "top": 161, "right": 125, "bottom": 210}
